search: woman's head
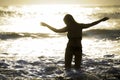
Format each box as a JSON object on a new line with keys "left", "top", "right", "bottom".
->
{"left": 64, "top": 14, "right": 76, "bottom": 25}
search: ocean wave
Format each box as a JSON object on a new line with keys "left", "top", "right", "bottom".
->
{"left": 0, "top": 10, "right": 23, "bottom": 17}
{"left": 83, "top": 29, "right": 120, "bottom": 40}
{"left": 91, "top": 12, "right": 120, "bottom": 19}
{"left": 0, "top": 32, "right": 58, "bottom": 40}
{"left": 0, "top": 29, "right": 120, "bottom": 40}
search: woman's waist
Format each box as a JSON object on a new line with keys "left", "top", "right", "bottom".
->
{"left": 67, "top": 40, "right": 82, "bottom": 46}
{"left": 67, "top": 36, "right": 82, "bottom": 40}
{"left": 68, "top": 36, "right": 81, "bottom": 41}
{"left": 67, "top": 33, "right": 82, "bottom": 40}
{"left": 68, "top": 37, "right": 82, "bottom": 40}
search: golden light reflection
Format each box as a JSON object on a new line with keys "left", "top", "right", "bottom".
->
{"left": 3, "top": 5, "right": 96, "bottom": 33}
{"left": 0, "top": 3, "right": 120, "bottom": 62}
{"left": 6, "top": 37, "right": 66, "bottom": 57}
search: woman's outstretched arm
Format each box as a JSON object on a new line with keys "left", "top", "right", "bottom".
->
{"left": 83, "top": 17, "right": 109, "bottom": 28}
{"left": 41, "top": 22, "right": 67, "bottom": 33}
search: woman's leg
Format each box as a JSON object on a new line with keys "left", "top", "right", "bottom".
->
{"left": 74, "top": 48, "right": 82, "bottom": 69}
{"left": 65, "top": 47, "right": 73, "bottom": 69}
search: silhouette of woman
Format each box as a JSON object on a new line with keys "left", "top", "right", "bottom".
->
{"left": 41, "top": 14, "right": 109, "bottom": 71}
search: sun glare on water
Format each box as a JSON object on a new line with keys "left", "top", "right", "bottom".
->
{"left": 2, "top": 5, "right": 100, "bottom": 58}
{"left": 5, "top": 4, "right": 94, "bottom": 33}
{"left": 9, "top": 5, "right": 65, "bottom": 33}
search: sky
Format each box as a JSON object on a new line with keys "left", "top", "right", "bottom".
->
{"left": 0, "top": 0, "right": 120, "bottom": 6}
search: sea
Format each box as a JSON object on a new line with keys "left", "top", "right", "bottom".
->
{"left": 0, "top": 5, "right": 120, "bottom": 58}
{"left": 0, "top": 5, "right": 120, "bottom": 79}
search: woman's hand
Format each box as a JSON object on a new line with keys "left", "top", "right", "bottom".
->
{"left": 40, "top": 22, "right": 48, "bottom": 27}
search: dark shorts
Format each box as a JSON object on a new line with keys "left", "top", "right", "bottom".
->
{"left": 66, "top": 39, "right": 82, "bottom": 52}
{"left": 66, "top": 46, "right": 82, "bottom": 52}
{"left": 69, "top": 46, "right": 81, "bottom": 52}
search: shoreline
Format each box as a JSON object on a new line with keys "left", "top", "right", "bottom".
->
{"left": 0, "top": 54, "right": 120, "bottom": 80}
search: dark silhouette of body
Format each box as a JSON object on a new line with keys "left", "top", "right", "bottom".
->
{"left": 41, "top": 14, "right": 109, "bottom": 70}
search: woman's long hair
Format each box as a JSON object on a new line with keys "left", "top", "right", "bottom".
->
{"left": 64, "top": 14, "right": 76, "bottom": 26}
